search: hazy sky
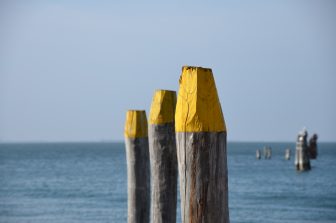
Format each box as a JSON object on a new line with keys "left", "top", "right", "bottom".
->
{"left": 1, "top": 0, "right": 335, "bottom": 142}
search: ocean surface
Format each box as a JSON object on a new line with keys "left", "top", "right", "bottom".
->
{"left": 0, "top": 142, "right": 335, "bottom": 223}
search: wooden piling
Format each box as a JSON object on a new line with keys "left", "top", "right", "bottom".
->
{"left": 263, "top": 146, "right": 271, "bottom": 159}
{"left": 256, "top": 149, "right": 261, "bottom": 159}
{"left": 263, "top": 146, "right": 268, "bottom": 159}
{"left": 267, "top": 147, "right": 272, "bottom": 159}
{"left": 285, "top": 148, "right": 291, "bottom": 160}
{"left": 308, "top": 134, "right": 318, "bottom": 159}
{"left": 175, "top": 66, "right": 229, "bottom": 223}
{"left": 148, "top": 90, "right": 177, "bottom": 223}
{"left": 124, "top": 110, "right": 150, "bottom": 223}
{"left": 295, "top": 129, "right": 311, "bottom": 171}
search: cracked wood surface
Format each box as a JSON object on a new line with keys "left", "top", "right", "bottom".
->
{"left": 125, "top": 137, "right": 150, "bottom": 223}
{"left": 149, "top": 123, "right": 177, "bottom": 223}
{"left": 176, "top": 132, "right": 229, "bottom": 223}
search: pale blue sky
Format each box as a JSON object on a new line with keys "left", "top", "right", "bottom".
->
{"left": 1, "top": 0, "right": 335, "bottom": 142}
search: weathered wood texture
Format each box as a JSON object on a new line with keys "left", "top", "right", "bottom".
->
{"left": 175, "top": 66, "right": 229, "bottom": 223}
{"left": 125, "top": 137, "right": 150, "bottom": 223}
{"left": 295, "top": 131, "right": 311, "bottom": 171}
{"left": 176, "top": 131, "right": 229, "bottom": 223}
{"left": 149, "top": 123, "right": 177, "bottom": 223}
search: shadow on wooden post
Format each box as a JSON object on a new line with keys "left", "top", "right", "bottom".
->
{"left": 175, "top": 66, "right": 230, "bottom": 223}
{"left": 124, "top": 110, "right": 150, "bottom": 223}
{"left": 149, "top": 90, "right": 177, "bottom": 223}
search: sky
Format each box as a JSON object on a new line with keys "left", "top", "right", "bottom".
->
{"left": 0, "top": 0, "right": 335, "bottom": 142}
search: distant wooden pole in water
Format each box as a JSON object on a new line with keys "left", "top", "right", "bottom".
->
{"left": 175, "top": 66, "right": 229, "bottom": 223}
{"left": 256, "top": 149, "right": 261, "bottom": 159}
{"left": 263, "top": 146, "right": 272, "bottom": 159}
{"left": 263, "top": 146, "right": 268, "bottom": 159}
{"left": 308, "top": 134, "right": 318, "bottom": 159}
{"left": 267, "top": 147, "right": 272, "bottom": 159}
{"left": 295, "top": 129, "right": 311, "bottom": 171}
{"left": 285, "top": 148, "right": 291, "bottom": 160}
{"left": 148, "top": 90, "right": 177, "bottom": 223}
{"left": 124, "top": 110, "right": 150, "bottom": 223}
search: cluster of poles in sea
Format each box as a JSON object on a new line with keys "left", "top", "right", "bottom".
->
{"left": 123, "top": 66, "right": 319, "bottom": 223}
{"left": 255, "top": 130, "right": 318, "bottom": 171}
{"left": 124, "top": 66, "right": 228, "bottom": 223}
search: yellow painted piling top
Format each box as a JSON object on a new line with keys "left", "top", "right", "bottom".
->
{"left": 124, "top": 110, "right": 148, "bottom": 138}
{"left": 149, "top": 90, "right": 177, "bottom": 125}
{"left": 175, "top": 66, "right": 226, "bottom": 132}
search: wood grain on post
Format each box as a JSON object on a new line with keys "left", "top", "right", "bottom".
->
{"left": 149, "top": 90, "right": 177, "bottom": 223}
{"left": 175, "top": 66, "right": 230, "bottom": 223}
{"left": 124, "top": 110, "right": 150, "bottom": 223}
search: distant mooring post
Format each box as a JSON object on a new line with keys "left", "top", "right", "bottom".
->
{"left": 256, "top": 149, "right": 261, "bottom": 159}
{"left": 124, "top": 110, "right": 150, "bottom": 223}
{"left": 285, "top": 148, "right": 291, "bottom": 160}
{"left": 263, "top": 146, "right": 272, "bottom": 159}
{"left": 263, "top": 146, "right": 268, "bottom": 159}
{"left": 267, "top": 147, "right": 272, "bottom": 159}
{"left": 295, "top": 129, "right": 311, "bottom": 171}
{"left": 148, "top": 90, "right": 178, "bottom": 223}
{"left": 309, "top": 134, "right": 318, "bottom": 159}
{"left": 175, "top": 66, "right": 230, "bottom": 223}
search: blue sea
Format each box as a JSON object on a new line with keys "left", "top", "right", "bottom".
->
{"left": 0, "top": 142, "right": 335, "bottom": 223}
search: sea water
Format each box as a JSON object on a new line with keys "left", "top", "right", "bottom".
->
{"left": 0, "top": 142, "right": 335, "bottom": 223}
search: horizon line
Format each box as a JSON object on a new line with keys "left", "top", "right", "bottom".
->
{"left": 0, "top": 140, "right": 335, "bottom": 144}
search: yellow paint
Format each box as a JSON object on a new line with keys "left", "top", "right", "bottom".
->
{"left": 124, "top": 110, "right": 148, "bottom": 138}
{"left": 149, "top": 90, "right": 177, "bottom": 125}
{"left": 175, "top": 66, "right": 227, "bottom": 132}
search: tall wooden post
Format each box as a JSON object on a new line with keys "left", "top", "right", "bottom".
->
{"left": 175, "top": 66, "right": 229, "bottom": 223}
{"left": 148, "top": 90, "right": 177, "bottom": 223}
{"left": 295, "top": 129, "right": 311, "bottom": 171}
{"left": 124, "top": 110, "right": 150, "bottom": 223}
